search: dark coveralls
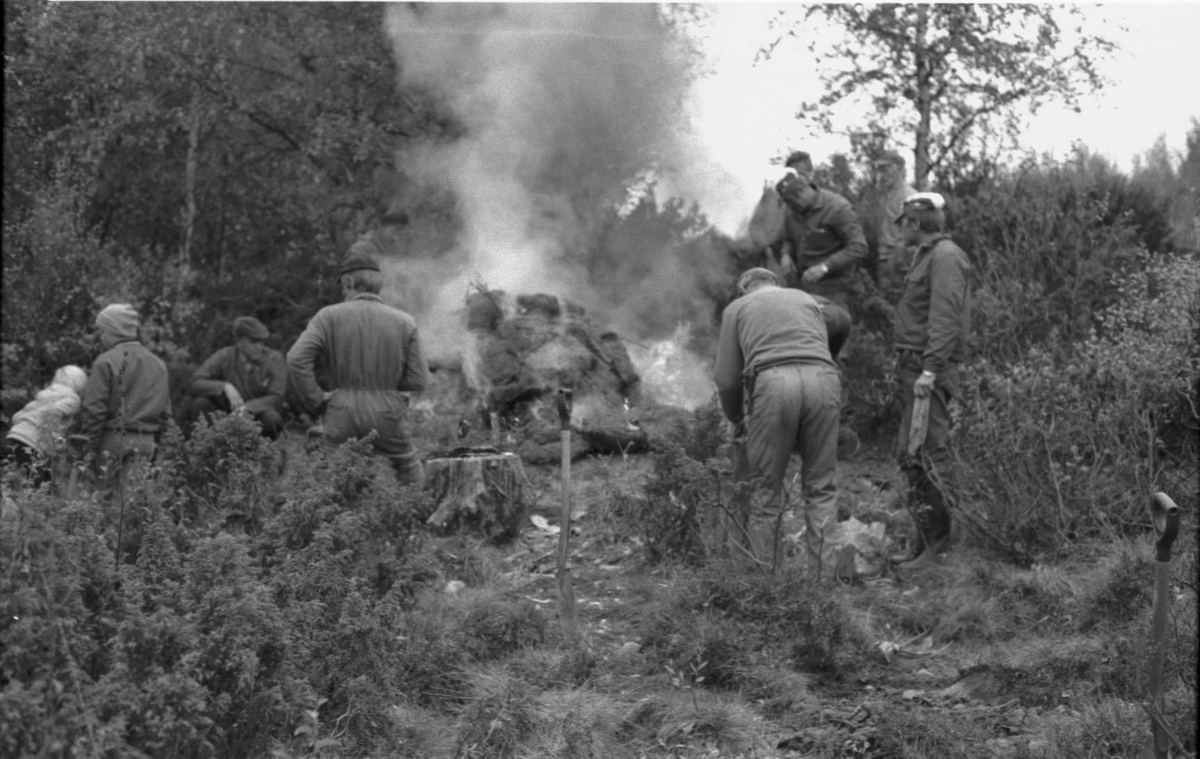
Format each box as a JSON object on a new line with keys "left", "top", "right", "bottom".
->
{"left": 287, "top": 293, "right": 429, "bottom": 486}
{"left": 778, "top": 188, "right": 869, "bottom": 359}
{"left": 893, "top": 235, "right": 971, "bottom": 545}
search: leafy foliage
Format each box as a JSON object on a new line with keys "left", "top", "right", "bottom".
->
{"left": 952, "top": 252, "right": 1199, "bottom": 559}
{"left": 779, "top": 4, "right": 1115, "bottom": 187}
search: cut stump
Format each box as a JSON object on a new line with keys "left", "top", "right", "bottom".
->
{"left": 424, "top": 451, "right": 527, "bottom": 542}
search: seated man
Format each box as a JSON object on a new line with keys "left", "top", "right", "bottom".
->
{"left": 187, "top": 316, "right": 287, "bottom": 439}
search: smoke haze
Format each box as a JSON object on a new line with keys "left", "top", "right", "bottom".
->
{"left": 382, "top": 4, "right": 752, "bottom": 406}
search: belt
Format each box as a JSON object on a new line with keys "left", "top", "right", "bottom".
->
{"left": 752, "top": 357, "right": 814, "bottom": 375}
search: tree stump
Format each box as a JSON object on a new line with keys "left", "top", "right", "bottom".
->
{"left": 424, "top": 450, "right": 528, "bottom": 542}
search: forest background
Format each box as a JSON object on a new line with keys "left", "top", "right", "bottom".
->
{"left": 2, "top": 3, "right": 1197, "bottom": 757}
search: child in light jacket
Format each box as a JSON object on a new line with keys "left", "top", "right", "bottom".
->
{"left": 3, "top": 365, "right": 88, "bottom": 486}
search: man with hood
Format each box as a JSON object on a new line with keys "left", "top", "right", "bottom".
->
{"left": 77, "top": 303, "right": 172, "bottom": 493}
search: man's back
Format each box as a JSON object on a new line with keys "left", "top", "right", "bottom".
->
{"left": 287, "top": 294, "right": 428, "bottom": 407}
{"left": 727, "top": 287, "right": 834, "bottom": 370}
{"left": 714, "top": 286, "right": 835, "bottom": 410}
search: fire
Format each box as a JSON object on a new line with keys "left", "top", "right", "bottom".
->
{"left": 626, "top": 322, "right": 714, "bottom": 411}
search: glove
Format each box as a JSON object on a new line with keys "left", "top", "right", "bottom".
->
{"left": 801, "top": 263, "right": 829, "bottom": 284}
{"left": 223, "top": 383, "right": 245, "bottom": 411}
{"left": 914, "top": 370, "right": 936, "bottom": 398}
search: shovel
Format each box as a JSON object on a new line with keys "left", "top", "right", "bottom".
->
{"left": 1140, "top": 492, "right": 1180, "bottom": 759}
{"left": 554, "top": 389, "right": 578, "bottom": 646}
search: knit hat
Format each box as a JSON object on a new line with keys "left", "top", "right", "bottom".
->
{"left": 52, "top": 365, "right": 88, "bottom": 395}
{"left": 340, "top": 237, "right": 383, "bottom": 276}
{"left": 95, "top": 303, "right": 139, "bottom": 340}
{"left": 232, "top": 315, "right": 270, "bottom": 341}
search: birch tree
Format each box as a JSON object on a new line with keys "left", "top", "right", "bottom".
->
{"left": 768, "top": 4, "right": 1116, "bottom": 189}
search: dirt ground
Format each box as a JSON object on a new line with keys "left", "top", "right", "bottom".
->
{"left": 273, "top": 420, "right": 1192, "bottom": 757}
{"left": 500, "top": 449, "right": 1185, "bottom": 756}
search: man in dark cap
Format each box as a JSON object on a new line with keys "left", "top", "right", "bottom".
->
{"left": 872, "top": 150, "right": 918, "bottom": 282}
{"left": 890, "top": 192, "right": 971, "bottom": 567}
{"left": 77, "top": 303, "right": 173, "bottom": 495}
{"left": 714, "top": 267, "right": 841, "bottom": 571}
{"left": 772, "top": 151, "right": 868, "bottom": 360}
{"left": 186, "top": 315, "right": 287, "bottom": 439}
{"left": 287, "top": 236, "right": 430, "bottom": 487}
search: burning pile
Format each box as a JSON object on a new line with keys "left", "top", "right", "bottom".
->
{"left": 455, "top": 287, "right": 668, "bottom": 462}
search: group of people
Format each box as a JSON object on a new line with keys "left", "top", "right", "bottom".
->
{"left": 5, "top": 154, "right": 966, "bottom": 570}
{"left": 715, "top": 150, "right": 971, "bottom": 571}
{"left": 2, "top": 237, "right": 430, "bottom": 497}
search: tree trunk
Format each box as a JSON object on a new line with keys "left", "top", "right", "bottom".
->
{"left": 180, "top": 83, "right": 201, "bottom": 295}
{"left": 913, "top": 5, "right": 933, "bottom": 190}
{"left": 424, "top": 451, "right": 528, "bottom": 542}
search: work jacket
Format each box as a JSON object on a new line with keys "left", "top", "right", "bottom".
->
{"left": 6, "top": 383, "right": 82, "bottom": 456}
{"left": 781, "top": 188, "right": 868, "bottom": 303}
{"left": 893, "top": 236, "right": 972, "bottom": 374}
{"left": 713, "top": 286, "right": 835, "bottom": 424}
{"left": 78, "top": 340, "right": 172, "bottom": 451}
{"left": 287, "top": 293, "right": 429, "bottom": 415}
{"left": 189, "top": 345, "right": 287, "bottom": 415}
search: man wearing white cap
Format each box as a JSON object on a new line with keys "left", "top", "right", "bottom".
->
{"left": 872, "top": 150, "right": 918, "bottom": 279}
{"left": 891, "top": 192, "right": 971, "bottom": 567}
{"left": 77, "top": 303, "right": 172, "bottom": 493}
{"left": 287, "top": 236, "right": 429, "bottom": 487}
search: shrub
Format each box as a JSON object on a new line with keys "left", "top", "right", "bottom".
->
{"left": 0, "top": 169, "right": 124, "bottom": 416}
{"left": 952, "top": 253, "right": 1200, "bottom": 560}
{"left": 160, "top": 413, "right": 280, "bottom": 531}
{"left": 953, "top": 153, "right": 1152, "bottom": 365}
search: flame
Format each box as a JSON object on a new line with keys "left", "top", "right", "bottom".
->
{"left": 627, "top": 322, "right": 714, "bottom": 411}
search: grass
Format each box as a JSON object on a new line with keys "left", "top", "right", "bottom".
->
{"left": 3, "top": 417, "right": 1196, "bottom": 759}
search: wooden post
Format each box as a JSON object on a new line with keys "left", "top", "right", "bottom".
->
{"left": 555, "top": 389, "right": 578, "bottom": 645}
{"left": 1141, "top": 492, "right": 1179, "bottom": 759}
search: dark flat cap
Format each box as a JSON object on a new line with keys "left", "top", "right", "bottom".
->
{"left": 233, "top": 315, "right": 270, "bottom": 341}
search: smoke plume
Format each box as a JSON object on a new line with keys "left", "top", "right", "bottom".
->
{"left": 382, "top": 4, "right": 748, "bottom": 407}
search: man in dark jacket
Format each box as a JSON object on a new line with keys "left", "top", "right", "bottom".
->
{"left": 287, "top": 237, "right": 430, "bottom": 487}
{"left": 77, "top": 303, "right": 173, "bottom": 495}
{"left": 891, "top": 192, "right": 971, "bottom": 566}
{"left": 714, "top": 267, "right": 841, "bottom": 570}
{"left": 773, "top": 152, "right": 868, "bottom": 359}
{"left": 186, "top": 316, "right": 287, "bottom": 439}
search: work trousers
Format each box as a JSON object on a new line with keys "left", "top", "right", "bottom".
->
{"left": 894, "top": 352, "right": 960, "bottom": 541}
{"left": 745, "top": 362, "right": 840, "bottom": 569}
{"left": 322, "top": 389, "right": 424, "bottom": 488}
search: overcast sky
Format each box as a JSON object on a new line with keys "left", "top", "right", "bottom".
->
{"left": 688, "top": 3, "right": 1200, "bottom": 175}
